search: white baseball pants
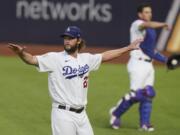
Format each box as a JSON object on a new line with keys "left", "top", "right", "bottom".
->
{"left": 51, "top": 106, "right": 94, "bottom": 135}
{"left": 127, "top": 57, "right": 155, "bottom": 90}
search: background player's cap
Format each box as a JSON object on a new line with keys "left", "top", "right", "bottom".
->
{"left": 61, "top": 26, "right": 81, "bottom": 38}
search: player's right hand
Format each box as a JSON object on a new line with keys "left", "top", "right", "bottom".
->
{"left": 128, "top": 38, "right": 143, "bottom": 50}
{"left": 163, "top": 23, "right": 171, "bottom": 31}
{"left": 8, "top": 43, "right": 26, "bottom": 54}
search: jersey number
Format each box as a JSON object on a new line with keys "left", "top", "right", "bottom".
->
{"left": 83, "top": 76, "right": 88, "bottom": 88}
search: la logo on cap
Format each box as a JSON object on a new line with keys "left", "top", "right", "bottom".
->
{"left": 67, "top": 27, "right": 70, "bottom": 32}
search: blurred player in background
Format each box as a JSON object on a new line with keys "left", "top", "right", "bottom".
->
{"left": 8, "top": 26, "right": 142, "bottom": 135}
{"left": 110, "top": 3, "right": 170, "bottom": 131}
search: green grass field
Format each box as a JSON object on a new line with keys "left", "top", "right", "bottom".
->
{"left": 0, "top": 56, "right": 180, "bottom": 135}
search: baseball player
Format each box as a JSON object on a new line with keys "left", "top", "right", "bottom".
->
{"left": 8, "top": 26, "right": 142, "bottom": 135}
{"left": 110, "top": 3, "right": 170, "bottom": 131}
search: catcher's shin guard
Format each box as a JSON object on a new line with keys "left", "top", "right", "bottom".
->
{"left": 143, "top": 85, "right": 156, "bottom": 98}
{"left": 139, "top": 99, "right": 152, "bottom": 126}
{"left": 139, "top": 86, "right": 156, "bottom": 126}
{"left": 135, "top": 86, "right": 156, "bottom": 101}
{"left": 113, "top": 91, "right": 137, "bottom": 118}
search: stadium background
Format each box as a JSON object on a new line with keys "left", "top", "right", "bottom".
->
{"left": 0, "top": 0, "right": 180, "bottom": 135}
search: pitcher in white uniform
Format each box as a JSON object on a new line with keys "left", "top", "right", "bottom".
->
{"left": 8, "top": 26, "right": 142, "bottom": 135}
{"left": 109, "top": 3, "right": 170, "bottom": 132}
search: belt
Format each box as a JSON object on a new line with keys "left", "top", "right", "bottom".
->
{"left": 58, "top": 105, "right": 84, "bottom": 113}
{"left": 138, "top": 58, "right": 152, "bottom": 63}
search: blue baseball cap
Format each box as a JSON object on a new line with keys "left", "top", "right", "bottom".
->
{"left": 61, "top": 26, "right": 81, "bottom": 38}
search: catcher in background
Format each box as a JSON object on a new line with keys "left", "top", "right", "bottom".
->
{"left": 109, "top": 3, "right": 173, "bottom": 132}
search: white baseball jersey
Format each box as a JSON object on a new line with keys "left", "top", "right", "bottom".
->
{"left": 36, "top": 51, "right": 102, "bottom": 108}
{"left": 130, "top": 19, "right": 150, "bottom": 60}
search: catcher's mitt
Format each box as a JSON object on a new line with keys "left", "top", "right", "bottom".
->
{"left": 167, "top": 54, "right": 180, "bottom": 70}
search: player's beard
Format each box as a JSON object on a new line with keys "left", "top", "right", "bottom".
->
{"left": 64, "top": 44, "right": 78, "bottom": 54}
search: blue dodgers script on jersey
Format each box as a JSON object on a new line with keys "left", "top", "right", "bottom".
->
{"left": 63, "top": 64, "right": 89, "bottom": 79}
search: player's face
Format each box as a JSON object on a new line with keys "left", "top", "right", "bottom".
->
{"left": 139, "top": 7, "right": 152, "bottom": 21}
{"left": 63, "top": 36, "right": 79, "bottom": 54}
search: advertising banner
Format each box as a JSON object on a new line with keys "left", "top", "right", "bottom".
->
{"left": 0, "top": 0, "right": 172, "bottom": 47}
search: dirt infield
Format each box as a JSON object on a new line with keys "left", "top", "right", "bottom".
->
{"left": 0, "top": 42, "right": 131, "bottom": 64}
{"left": 0, "top": 42, "right": 167, "bottom": 64}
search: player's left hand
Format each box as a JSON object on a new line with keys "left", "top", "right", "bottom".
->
{"left": 128, "top": 38, "right": 143, "bottom": 50}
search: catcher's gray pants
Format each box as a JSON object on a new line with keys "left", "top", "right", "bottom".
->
{"left": 51, "top": 106, "right": 94, "bottom": 135}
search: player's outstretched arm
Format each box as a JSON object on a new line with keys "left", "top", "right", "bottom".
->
{"left": 102, "top": 39, "right": 143, "bottom": 62}
{"left": 139, "top": 21, "right": 170, "bottom": 30}
{"left": 8, "top": 43, "right": 38, "bottom": 66}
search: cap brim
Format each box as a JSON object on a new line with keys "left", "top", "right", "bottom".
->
{"left": 61, "top": 33, "right": 76, "bottom": 38}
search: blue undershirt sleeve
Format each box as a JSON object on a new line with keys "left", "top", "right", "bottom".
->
{"left": 141, "top": 46, "right": 167, "bottom": 63}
